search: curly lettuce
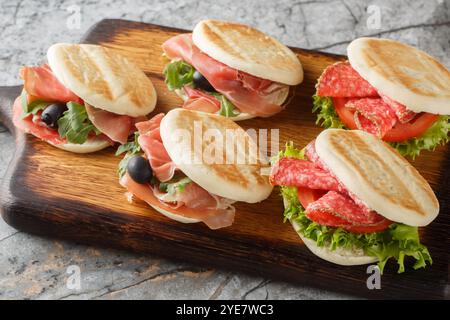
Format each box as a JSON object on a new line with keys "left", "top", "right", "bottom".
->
{"left": 312, "top": 95, "right": 450, "bottom": 158}
{"left": 278, "top": 143, "right": 432, "bottom": 273}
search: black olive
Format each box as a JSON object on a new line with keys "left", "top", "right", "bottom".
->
{"left": 41, "top": 103, "right": 67, "bottom": 129}
{"left": 127, "top": 155, "right": 153, "bottom": 184}
{"left": 193, "top": 71, "right": 215, "bottom": 92}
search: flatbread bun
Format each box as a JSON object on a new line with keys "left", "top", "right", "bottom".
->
{"left": 192, "top": 19, "right": 303, "bottom": 85}
{"left": 149, "top": 204, "right": 200, "bottom": 224}
{"left": 173, "top": 89, "right": 255, "bottom": 121}
{"left": 51, "top": 137, "right": 111, "bottom": 153}
{"left": 47, "top": 43, "right": 156, "bottom": 117}
{"left": 316, "top": 129, "right": 439, "bottom": 226}
{"left": 160, "top": 108, "right": 273, "bottom": 203}
{"left": 348, "top": 38, "right": 450, "bottom": 114}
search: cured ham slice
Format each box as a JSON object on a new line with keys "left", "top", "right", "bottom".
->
{"left": 378, "top": 92, "right": 417, "bottom": 123}
{"left": 183, "top": 86, "right": 221, "bottom": 113}
{"left": 316, "top": 62, "right": 378, "bottom": 98}
{"left": 162, "top": 34, "right": 288, "bottom": 117}
{"left": 85, "top": 104, "right": 133, "bottom": 144}
{"left": 12, "top": 97, "right": 65, "bottom": 145}
{"left": 20, "top": 64, "right": 82, "bottom": 103}
{"left": 136, "top": 114, "right": 177, "bottom": 182}
{"left": 345, "top": 98, "right": 397, "bottom": 138}
{"left": 120, "top": 174, "right": 235, "bottom": 229}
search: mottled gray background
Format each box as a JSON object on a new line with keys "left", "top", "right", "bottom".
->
{"left": 0, "top": 0, "right": 448, "bottom": 300}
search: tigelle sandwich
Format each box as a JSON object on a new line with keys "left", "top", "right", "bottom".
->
{"left": 13, "top": 43, "right": 156, "bottom": 153}
{"left": 313, "top": 38, "right": 450, "bottom": 158}
{"left": 117, "top": 108, "right": 273, "bottom": 229}
{"left": 270, "top": 129, "right": 439, "bottom": 272}
{"left": 162, "top": 19, "right": 303, "bottom": 120}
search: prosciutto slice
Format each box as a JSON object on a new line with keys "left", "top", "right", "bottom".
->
{"left": 135, "top": 114, "right": 176, "bottom": 182}
{"left": 85, "top": 104, "right": 134, "bottom": 144}
{"left": 162, "top": 33, "right": 289, "bottom": 117}
{"left": 12, "top": 97, "right": 65, "bottom": 145}
{"left": 183, "top": 86, "right": 221, "bottom": 113}
{"left": 20, "top": 64, "right": 82, "bottom": 103}
{"left": 120, "top": 174, "right": 235, "bottom": 229}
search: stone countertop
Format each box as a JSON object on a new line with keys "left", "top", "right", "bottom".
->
{"left": 0, "top": 0, "right": 448, "bottom": 300}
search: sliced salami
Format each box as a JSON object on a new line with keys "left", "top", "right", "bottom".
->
{"left": 305, "top": 191, "right": 390, "bottom": 232}
{"left": 345, "top": 98, "right": 397, "bottom": 138}
{"left": 270, "top": 157, "right": 342, "bottom": 192}
{"left": 316, "top": 62, "right": 378, "bottom": 98}
{"left": 378, "top": 92, "right": 417, "bottom": 123}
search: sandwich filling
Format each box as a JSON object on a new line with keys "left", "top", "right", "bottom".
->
{"left": 117, "top": 113, "right": 236, "bottom": 230}
{"left": 162, "top": 34, "right": 290, "bottom": 118}
{"left": 15, "top": 64, "right": 143, "bottom": 146}
{"left": 314, "top": 62, "right": 450, "bottom": 158}
{"left": 270, "top": 142, "right": 432, "bottom": 273}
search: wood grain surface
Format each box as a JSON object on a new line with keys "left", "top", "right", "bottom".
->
{"left": 0, "top": 19, "right": 448, "bottom": 299}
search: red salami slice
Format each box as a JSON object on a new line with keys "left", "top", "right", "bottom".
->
{"left": 270, "top": 157, "right": 342, "bottom": 192}
{"left": 378, "top": 92, "right": 416, "bottom": 123}
{"left": 345, "top": 98, "right": 397, "bottom": 138}
{"left": 306, "top": 191, "right": 390, "bottom": 232}
{"left": 316, "top": 62, "right": 378, "bottom": 98}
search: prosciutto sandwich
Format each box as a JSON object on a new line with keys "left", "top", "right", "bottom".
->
{"left": 314, "top": 38, "right": 450, "bottom": 158}
{"left": 270, "top": 129, "right": 439, "bottom": 272}
{"left": 162, "top": 19, "right": 303, "bottom": 120}
{"left": 13, "top": 43, "right": 157, "bottom": 153}
{"left": 117, "top": 108, "right": 273, "bottom": 229}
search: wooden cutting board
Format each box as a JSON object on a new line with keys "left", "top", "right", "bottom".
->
{"left": 0, "top": 19, "right": 448, "bottom": 299}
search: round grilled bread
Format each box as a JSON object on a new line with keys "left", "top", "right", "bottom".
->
{"left": 348, "top": 38, "right": 450, "bottom": 114}
{"left": 192, "top": 19, "right": 303, "bottom": 86}
{"left": 150, "top": 205, "right": 200, "bottom": 224}
{"left": 52, "top": 137, "right": 111, "bottom": 153}
{"left": 315, "top": 129, "right": 440, "bottom": 226}
{"left": 47, "top": 43, "right": 156, "bottom": 117}
{"left": 160, "top": 108, "right": 273, "bottom": 203}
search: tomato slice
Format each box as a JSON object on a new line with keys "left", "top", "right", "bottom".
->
{"left": 332, "top": 98, "right": 439, "bottom": 142}
{"left": 297, "top": 186, "right": 392, "bottom": 233}
{"left": 332, "top": 98, "right": 358, "bottom": 130}
{"left": 383, "top": 113, "right": 440, "bottom": 142}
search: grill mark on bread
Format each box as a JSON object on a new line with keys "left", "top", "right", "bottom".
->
{"left": 360, "top": 39, "right": 450, "bottom": 97}
{"left": 329, "top": 132, "right": 425, "bottom": 216}
{"left": 65, "top": 45, "right": 114, "bottom": 100}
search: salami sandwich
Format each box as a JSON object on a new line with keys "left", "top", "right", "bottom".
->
{"left": 14, "top": 43, "right": 157, "bottom": 153}
{"left": 162, "top": 19, "right": 303, "bottom": 120}
{"left": 117, "top": 108, "right": 273, "bottom": 229}
{"left": 270, "top": 129, "right": 439, "bottom": 272}
{"left": 314, "top": 38, "right": 450, "bottom": 158}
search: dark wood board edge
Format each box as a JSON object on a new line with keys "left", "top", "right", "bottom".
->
{"left": 0, "top": 20, "right": 448, "bottom": 299}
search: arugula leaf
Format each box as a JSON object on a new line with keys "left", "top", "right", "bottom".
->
{"left": 117, "top": 132, "right": 141, "bottom": 178}
{"left": 21, "top": 90, "right": 51, "bottom": 117}
{"left": 277, "top": 143, "right": 432, "bottom": 273}
{"left": 210, "top": 92, "right": 239, "bottom": 118}
{"left": 57, "top": 102, "right": 99, "bottom": 144}
{"left": 312, "top": 95, "right": 450, "bottom": 158}
{"left": 163, "top": 60, "right": 195, "bottom": 91}
{"left": 159, "top": 176, "right": 192, "bottom": 195}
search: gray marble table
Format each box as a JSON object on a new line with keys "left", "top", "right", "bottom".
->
{"left": 0, "top": 0, "right": 448, "bottom": 300}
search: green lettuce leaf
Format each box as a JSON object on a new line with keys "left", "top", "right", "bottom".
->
{"left": 163, "top": 60, "right": 195, "bottom": 91}
{"left": 163, "top": 60, "right": 240, "bottom": 118}
{"left": 159, "top": 176, "right": 192, "bottom": 195}
{"left": 57, "top": 102, "right": 100, "bottom": 144}
{"left": 312, "top": 95, "right": 450, "bottom": 158}
{"left": 21, "top": 90, "right": 51, "bottom": 117}
{"left": 278, "top": 143, "right": 432, "bottom": 273}
{"left": 117, "top": 132, "right": 141, "bottom": 178}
